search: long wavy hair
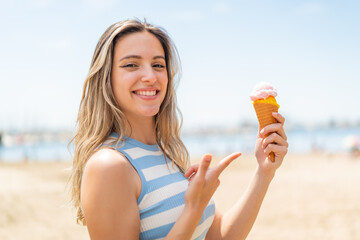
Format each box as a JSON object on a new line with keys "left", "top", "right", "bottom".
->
{"left": 69, "top": 19, "right": 189, "bottom": 225}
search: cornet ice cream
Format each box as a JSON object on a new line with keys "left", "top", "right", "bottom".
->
{"left": 250, "top": 82, "right": 280, "bottom": 162}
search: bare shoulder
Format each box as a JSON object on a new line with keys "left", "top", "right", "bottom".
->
{"left": 82, "top": 147, "right": 140, "bottom": 197}
{"left": 85, "top": 147, "right": 129, "bottom": 172}
{"left": 81, "top": 147, "right": 141, "bottom": 239}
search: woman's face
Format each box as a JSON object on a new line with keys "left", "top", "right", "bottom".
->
{"left": 111, "top": 31, "right": 168, "bottom": 122}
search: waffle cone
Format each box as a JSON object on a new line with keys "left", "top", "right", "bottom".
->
{"left": 253, "top": 102, "right": 279, "bottom": 162}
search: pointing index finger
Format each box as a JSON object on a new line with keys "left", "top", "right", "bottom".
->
{"left": 214, "top": 152, "right": 242, "bottom": 177}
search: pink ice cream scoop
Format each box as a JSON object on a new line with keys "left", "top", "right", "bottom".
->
{"left": 250, "top": 82, "right": 280, "bottom": 162}
{"left": 249, "top": 82, "right": 278, "bottom": 101}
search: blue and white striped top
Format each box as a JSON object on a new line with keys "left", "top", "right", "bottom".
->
{"left": 113, "top": 136, "right": 215, "bottom": 240}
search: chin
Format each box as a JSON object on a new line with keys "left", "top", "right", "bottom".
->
{"left": 141, "top": 107, "right": 161, "bottom": 117}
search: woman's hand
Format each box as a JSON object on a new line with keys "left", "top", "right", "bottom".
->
{"left": 255, "top": 112, "right": 288, "bottom": 176}
{"left": 184, "top": 152, "right": 242, "bottom": 211}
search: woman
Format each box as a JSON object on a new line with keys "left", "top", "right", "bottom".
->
{"left": 70, "top": 19, "right": 288, "bottom": 240}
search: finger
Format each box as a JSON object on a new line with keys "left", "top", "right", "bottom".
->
{"left": 272, "top": 112, "right": 285, "bottom": 125}
{"left": 262, "top": 133, "right": 288, "bottom": 149}
{"left": 197, "top": 154, "right": 212, "bottom": 178}
{"left": 260, "top": 123, "right": 281, "bottom": 136}
{"left": 214, "top": 152, "right": 242, "bottom": 177}
{"left": 264, "top": 144, "right": 288, "bottom": 156}
{"left": 260, "top": 123, "right": 287, "bottom": 140}
{"left": 272, "top": 112, "right": 287, "bottom": 140}
{"left": 278, "top": 127, "right": 287, "bottom": 141}
{"left": 188, "top": 172, "right": 197, "bottom": 182}
{"left": 184, "top": 164, "right": 199, "bottom": 178}
{"left": 257, "top": 126, "right": 262, "bottom": 138}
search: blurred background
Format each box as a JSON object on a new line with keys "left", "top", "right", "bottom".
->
{"left": 1, "top": 1, "right": 359, "bottom": 239}
{"left": 1, "top": 0, "right": 360, "bottom": 160}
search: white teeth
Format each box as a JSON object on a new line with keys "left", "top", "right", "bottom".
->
{"left": 136, "top": 90, "right": 156, "bottom": 96}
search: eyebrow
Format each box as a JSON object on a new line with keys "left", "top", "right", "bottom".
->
{"left": 119, "top": 55, "right": 165, "bottom": 62}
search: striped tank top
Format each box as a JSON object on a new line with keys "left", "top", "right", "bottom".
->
{"left": 113, "top": 136, "right": 215, "bottom": 240}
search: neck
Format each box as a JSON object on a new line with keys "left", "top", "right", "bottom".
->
{"left": 124, "top": 116, "right": 157, "bottom": 145}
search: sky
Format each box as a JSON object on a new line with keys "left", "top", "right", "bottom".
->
{"left": 1, "top": 0, "right": 359, "bottom": 131}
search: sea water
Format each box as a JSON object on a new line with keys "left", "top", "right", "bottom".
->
{"left": 184, "top": 127, "right": 360, "bottom": 157}
{"left": 0, "top": 128, "right": 359, "bottom": 162}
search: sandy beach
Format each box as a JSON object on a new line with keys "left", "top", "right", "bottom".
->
{"left": 1, "top": 153, "right": 359, "bottom": 240}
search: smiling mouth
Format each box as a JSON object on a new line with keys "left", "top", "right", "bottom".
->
{"left": 133, "top": 90, "right": 158, "bottom": 96}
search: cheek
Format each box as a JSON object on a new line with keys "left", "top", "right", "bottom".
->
{"left": 111, "top": 80, "right": 129, "bottom": 108}
{"left": 161, "top": 76, "right": 168, "bottom": 99}
{"left": 160, "top": 72, "right": 169, "bottom": 89}
{"left": 111, "top": 72, "right": 136, "bottom": 95}
{"left": 160, "top": 78, "right": 169, "bottom": 105}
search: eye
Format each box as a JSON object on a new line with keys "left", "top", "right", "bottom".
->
{"left": 120, "top": 63, "right": 138, "bottom": 68}
{"left": 153, "top": 63, "right": 166, "bottom": 69}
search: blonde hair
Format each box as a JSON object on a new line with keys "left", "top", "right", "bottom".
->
{"left": 69, "top": 19, "right": 189, "bottom": 225}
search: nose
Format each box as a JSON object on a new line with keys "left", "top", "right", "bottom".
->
{"left": 141, "top": 65, "right": 156, "bottom": 85}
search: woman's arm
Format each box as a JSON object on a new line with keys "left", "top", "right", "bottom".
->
{"left": 81, "top": 148, "right": 141, "bottom": 240}
{"left": 165, "top": 152, "right": 242, "bottom": 239}
{"left": 206, "top": 167, "right": 274, "bottom": 240}
{"left": 206, "top": 112, "right": 288, "bottom": 240}
{"left": 81, "top": 148, "right": 242, "bottom": 240}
